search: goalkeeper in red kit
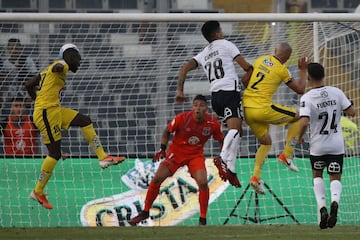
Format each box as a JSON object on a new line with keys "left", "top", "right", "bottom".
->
{"left": 130, "top": 95, "right": 224, "bottom": 226}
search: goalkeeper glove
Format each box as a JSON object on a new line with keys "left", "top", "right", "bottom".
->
{"left": 152, "top": 144, "right": 166, "bottom": 162}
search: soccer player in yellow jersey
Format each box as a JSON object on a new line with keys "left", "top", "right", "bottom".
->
{"left": 340, "top": 115, "right": 358, "bottom": 155}
{"left": 242, "top": 42, "right": 308, "bottom": 194}
{"left": 25, "top": 43, "right": 125, "bottom": 209}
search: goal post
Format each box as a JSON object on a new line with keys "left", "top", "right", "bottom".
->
{"left": 0, "top": 13, "right": 359, "bottom": 227}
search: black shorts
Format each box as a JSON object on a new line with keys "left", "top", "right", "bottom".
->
{"left": 211, "top": 91, "right": 243, "bottom": 124}
{"left": 310, "top": 154, "right": 344, "bottom": 174}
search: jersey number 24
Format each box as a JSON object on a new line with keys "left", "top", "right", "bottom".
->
{"left": 318, "top": 110, "right": 338, "bottom": 135}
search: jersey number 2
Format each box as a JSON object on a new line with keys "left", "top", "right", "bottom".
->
{"left": 250, "top": 72, "right": 265, "bottom": 90}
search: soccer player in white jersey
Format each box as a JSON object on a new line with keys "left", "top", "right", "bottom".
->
{"left": 176, "top": 20, "right": 253, "bottom": 188}
{"left": 298, "top": 63, "right": 356, "bottom": 229}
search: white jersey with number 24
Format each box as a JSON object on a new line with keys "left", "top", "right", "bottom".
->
{"left": 300, "top": 86, "right": 352, "bottom": 156}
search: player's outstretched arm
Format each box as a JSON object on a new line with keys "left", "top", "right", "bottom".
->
{"left": 176, "top": 59, "right": 197, "bottom": 104}
{"left": 153, "top": 127, "right": 170, "bottom": 162}
{"left": 287, "top": 56, "right": 308, "bottom": 94}
{"left": 344, "top": 104, "right": 356, "bottom": 117}
{"left": 235, "top": 55, "right": 253, "bottom": 87}
{"left": 241, "top": 66, "right": 253, "bottom": 88}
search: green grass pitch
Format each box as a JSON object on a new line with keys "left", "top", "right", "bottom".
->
{"left": 1, "top": 225, "right": 360, "bottom": 240}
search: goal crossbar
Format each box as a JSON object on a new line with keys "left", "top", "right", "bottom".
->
{"left": 0, "top": 12, "right": 359, "bottom": 22}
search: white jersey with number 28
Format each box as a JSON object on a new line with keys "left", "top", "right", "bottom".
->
{"left": 193, "top": 39, "right": 241, "bottom": 92}
{"left": 300, "top": 86, "right": 352, "bottom": 156}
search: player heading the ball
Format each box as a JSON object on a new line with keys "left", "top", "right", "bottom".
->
{"left": 26, "top": 43, "right": 125, "bottom": 209}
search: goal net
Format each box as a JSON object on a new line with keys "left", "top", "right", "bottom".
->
{"left": 0, "top": 13, "right": 359, "bottom": 227}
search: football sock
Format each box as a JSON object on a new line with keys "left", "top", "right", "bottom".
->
{"left": 34, "top": 156, "right": 58, "bottom": 194}
{"left": 283, "top": 121, "right": 300, "bottom": 158}
{"left": 198, "top": 188, "right": 209, "bottom": 219}
{"left": 220, "top": 129, "right": 239, "bottom": 168}
{"left": 253, "top": 145, "right": 271, "bottom": 179}
{"left": 81, "top": 124, "right": 107, "bottom": 160}
{"left": 313, "top": 177, "right": 326, "bottom": 208}
{"left": 226, "top": 134, "right": 241, "bottom": 173}
{"left": 144, "top": 181, "right": 161, "bottom": 211}
{"left": 330, "top": 180, "right": 342, "bottom": 203}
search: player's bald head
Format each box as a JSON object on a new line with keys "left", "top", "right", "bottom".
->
{"left": 275, "top": 42, "right": 292, "bottom": 63}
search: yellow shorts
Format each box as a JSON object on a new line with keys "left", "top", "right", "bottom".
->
{"left": 244, "top": 103, "right": 297, "bottom": 139}
{"left": 33, "top": 106, "right": 78, "bottom": 144}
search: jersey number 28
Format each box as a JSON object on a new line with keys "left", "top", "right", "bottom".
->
{"left": 204, "top": 58, "right": 224, "bottom": 82}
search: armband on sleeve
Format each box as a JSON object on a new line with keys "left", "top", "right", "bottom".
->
{"left": 160, "top": 144, "right": 167, "bottom": 151}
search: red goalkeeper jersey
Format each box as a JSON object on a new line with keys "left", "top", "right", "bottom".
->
{"left": 167, "top": 111, "right": 223, "bottom": 156}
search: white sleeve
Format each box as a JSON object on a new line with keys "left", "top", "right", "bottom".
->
{"left": 338, "top": 88, "right": 352, "bottom": 110}
{"left": 224, "top": 40, "right": 241, "bottom": 59}
{"left": 193, "top": 51, "right": 203, "bottom": 67}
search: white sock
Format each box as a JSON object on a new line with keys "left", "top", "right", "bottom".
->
{"left": 220, "top": 129, "right": 239, "bottom": 163}
{"left": 313, "top": 177, "right": 326, "bottom": 208}
{"left": 220, "top": 129, "right": 237, "bottom": 162}
{"left": 330, "top": 180, "right": 342, "bottom": 203}
{"left": 226, "top": 135, "right": 241, "bottom": 173}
